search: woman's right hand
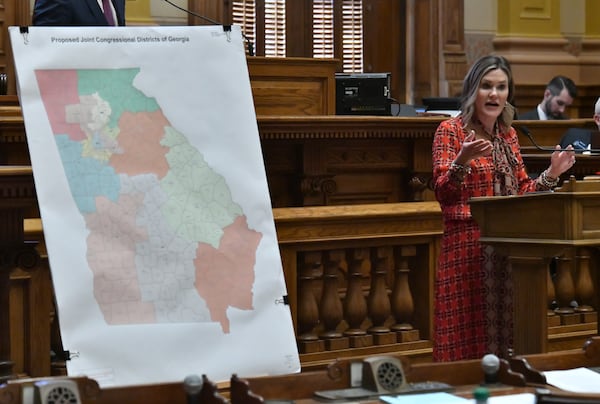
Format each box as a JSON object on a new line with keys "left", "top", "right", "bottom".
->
{"left": 454, "top": 130, "right": 493, "bottom": 165}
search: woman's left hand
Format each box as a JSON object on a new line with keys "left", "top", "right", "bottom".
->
{"left": 548, "top": 145, "right": 576, "bottom": 178}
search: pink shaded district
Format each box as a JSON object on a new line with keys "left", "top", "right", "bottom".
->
{"left": 35, "top": 70, "right": 86, "bottom": 140}
{"left": 110, "top": 110, "right": 170, "bottom": 178}
{"left": 86, "top": 193, "right": 155, "bottom": 324}
{"left": 195, "top": 215, "right": 262, "bottom": 333}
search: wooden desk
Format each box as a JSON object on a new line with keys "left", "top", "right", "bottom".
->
{"left": 0, "top": 356, "right": 549, "bottom": 404}
{"left": 3, "top": 338, "right": 600, "bottom": 404}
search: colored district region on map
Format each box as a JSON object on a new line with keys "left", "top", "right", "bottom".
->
{"left": 35, "top": 68, "right": 262, "bottom": 333}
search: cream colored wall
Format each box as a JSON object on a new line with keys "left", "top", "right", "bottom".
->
{"left": 561, "top": 0, "right": 584, "bottom": 36}
{"left": 465, "top": 0, "right": 588, "bottom": 37}
{"left": 149, "top": 0, "right": 187, "bottom": 25}
{"left": 463, "top": 0, "right": 496, "bottom": 63}
{"left": 463, "top": 0, "right": 589, "bottom": 65}
{"left": 464, "top": 0, "right": 496, "bottom": 33}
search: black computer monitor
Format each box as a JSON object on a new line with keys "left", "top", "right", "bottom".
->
{"left": 335, "top": 73, "right": 391, "bottom": 116}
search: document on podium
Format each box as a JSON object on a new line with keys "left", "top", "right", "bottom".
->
{"left": 9, "top": 25, "right": 300, "bottom": 387}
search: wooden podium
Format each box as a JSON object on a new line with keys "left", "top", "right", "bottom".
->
{"left": 469, "top": 177, "right": 600, "bottom": 356}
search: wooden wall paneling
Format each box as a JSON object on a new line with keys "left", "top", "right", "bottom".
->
{"left": 0, "top": 0, "right": 11, "bottom": 95}
{"left": 254, "top": 0, "right": 265, "bottom": 57}
{"left": 362, "top": 0, "right": 407, "bottom": 103}
{"left": 286, "top": 2, "right": 312, "bottom": 57}
{"left": 247, "top": 57, "right": 337, "bottom": 116}
{"left": 324, "top": 138, "right": 410, "bottom": 205}
{"left": 0, "top": 166, "right": 39, "bottom": 381}
{"left": 411, "top": 0, "right": 466, "bottom": 101}
{"left": 261, "top": 140, "right": 303, "bottom": 208}
{"left": 257, "top": 116, "right": 447, "bottom": 207}
{"left": 186, "top": 0, "right": 228, "bottom": 25}
{"left": 1, "top": 0, "right": 32, "bottom": 96}
{"left": 9, "top": 255, "right": 52, "bottom": 378}
{"left": 412, "top": 0, "right": 438, "bottom": 103}
{"left": 438, "top": 0, "right": 467, "bottom": 97}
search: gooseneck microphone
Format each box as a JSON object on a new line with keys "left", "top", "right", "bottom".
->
{"left": 161, "top": 0, "right": 255, "bottom": 56}
{"left": 515, "top": 125, "right": 599, "bottom": 153}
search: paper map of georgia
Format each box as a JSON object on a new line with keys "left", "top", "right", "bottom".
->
{"left": 36, "top": 68, "right": 262, "bottom": 333}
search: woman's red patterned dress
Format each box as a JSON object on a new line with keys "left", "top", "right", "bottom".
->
{"left": 432, "top": 115, "right": 546, "bottom": 361}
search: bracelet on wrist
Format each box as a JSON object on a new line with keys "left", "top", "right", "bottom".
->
{"left": 450, "top": 161, "right": 471, "bottom": 183}
{"left": 539, "top": 169, "right": 559, "bottom": 189}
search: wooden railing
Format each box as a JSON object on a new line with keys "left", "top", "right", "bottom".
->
{"left": 274, "top": 202, "right": 443, "bottom": 368}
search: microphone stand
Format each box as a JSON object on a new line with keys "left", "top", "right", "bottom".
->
{"left": 515, "top": 125, "right": 600, "bottom": 153}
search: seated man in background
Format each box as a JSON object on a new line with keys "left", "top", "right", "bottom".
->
{"left": 559, "top": 97, "right": 600, "bottom": 153}
{"left": 519, "top": 75, "right": 578, "bottom": 120}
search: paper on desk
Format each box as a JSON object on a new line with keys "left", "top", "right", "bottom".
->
{"left": 380, "top": 392, "right": 536, "bottom": 404}
{"left": 468, "top": 393, "right": 536, "bottom": 404}
{"left": 543, "top": 367, "right": 600, "bottom": 393}
{"left": 380, "top": 392, "right": 469, "bottom": 404}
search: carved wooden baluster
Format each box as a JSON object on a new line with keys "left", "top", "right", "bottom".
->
{"left": 297, "top": 252, "right": 322, "bottom": 349}
{"left": 367, "top": 247, "right": 391, "bottom": 334}
{"left": 553, "top": 256, "right": 575, "bottom": 315}
{"left": 319, "top": 250, "right": 344, "bottom": 340}
{"left": 574, "top": 248, "right": 595, "bottom": 314}
{"left": 391, "top": 246, "right": 416, "bottom": 334}
{"left": 343, "top": 249, "right": 368, "bottom": 340}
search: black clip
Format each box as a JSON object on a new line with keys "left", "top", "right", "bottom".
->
{"left": 223, "top": 25, "right": 232, "bottom": 42}
{"left": 55, "top": 350, "right": 79, "bottom": 361}
{"left": 20, "top": 26, "right": 29, "bottom": 45}
{"left": 275, "top": 295, "right": 290, "bottom": 305}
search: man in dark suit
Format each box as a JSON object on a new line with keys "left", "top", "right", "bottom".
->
{"left": 518, "top": 75, "right": 577, "bottom": 120}
{"left": 559, "top": 97, "right": 600, "bottom": 153}
{"left": 33, "top": 0, "right": 126, "bottom": 27}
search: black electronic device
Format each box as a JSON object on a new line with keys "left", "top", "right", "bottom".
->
{"left": 335, "top": 73, "right": 391, "bottom": 116}
{"left": 422, "top": 97, "right": 461, "bottom": 112}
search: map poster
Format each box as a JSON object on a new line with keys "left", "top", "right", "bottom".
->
{"left": 9, "top": 25, "right": 300, "bottom": 387}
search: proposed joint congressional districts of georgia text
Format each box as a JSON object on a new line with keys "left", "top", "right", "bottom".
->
{"left": 35, "top": 68, "right": 262, "bottom": 334}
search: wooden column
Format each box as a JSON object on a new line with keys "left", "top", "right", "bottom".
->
{"left": 0, "top": 166, "right": 38, "bottom": 381}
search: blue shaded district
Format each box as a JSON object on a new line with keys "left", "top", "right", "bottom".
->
{"left": 55, "top": 134, "right": 121, "bottom": 213}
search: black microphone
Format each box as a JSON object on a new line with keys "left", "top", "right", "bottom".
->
{"left": 516, "top": 125, "right": 599, "bottom": 153}
{"left": 161, "top": 0, "right": 255, "bottom": 56}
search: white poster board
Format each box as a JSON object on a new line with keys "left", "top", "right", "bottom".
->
{"left": 9, "top": 25, "right": 300, "bottom": 387}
